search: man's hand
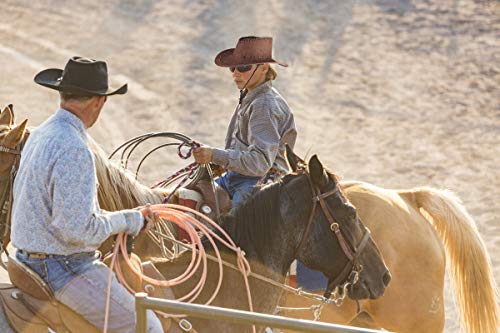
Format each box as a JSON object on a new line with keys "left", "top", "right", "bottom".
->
{"left": 193, "top": 146, "right": 213, "bottom": 164}
{"left": 138, "top": 203, "right": 161, "bottom": 232}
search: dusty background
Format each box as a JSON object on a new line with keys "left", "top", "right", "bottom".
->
{"left": 0, "top": 0, "right": 498, "bottom": 331}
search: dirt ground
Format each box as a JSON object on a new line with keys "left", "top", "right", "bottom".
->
{"left": 0, "top": 0, "right": 498, "bottom": 332}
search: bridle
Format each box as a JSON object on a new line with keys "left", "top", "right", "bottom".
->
{"left": 0, "top": 140, "right": 26, "bottom": 267}
{"left": 295, "top": 168, "right": 372, "bottom": 301}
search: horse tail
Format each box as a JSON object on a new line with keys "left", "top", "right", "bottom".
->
{"left": 406, "top": 187, "right": 499, "bottom": 333}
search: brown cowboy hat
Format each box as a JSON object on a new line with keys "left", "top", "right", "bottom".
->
{"left": 215, "top": 36, "right": 288, "bottom": 68}
{"left": 34, "top": 56, "right": 127, "bottom": 96}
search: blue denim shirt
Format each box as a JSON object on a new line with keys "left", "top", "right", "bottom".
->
{"left": 11, "top": 109, "right": 143, "bottom": 255}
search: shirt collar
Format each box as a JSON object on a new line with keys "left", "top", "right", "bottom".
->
{"left": 241, "top": 81, "right": 272, "bottom": 106}
{"left": 55, "top": 108, "right": 87, "bottom": 135}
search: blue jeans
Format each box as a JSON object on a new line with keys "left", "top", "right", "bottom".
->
{"left": 216, "top": 171, "right": 260, "bottom": 208}
{"left": 16, "top": 250, "right": 162, "bottom": 333}
{"left": 296, "top": 261, "right": 328, "bottom": 291}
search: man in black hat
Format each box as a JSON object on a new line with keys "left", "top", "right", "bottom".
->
{"left": 11, "top": 57, "right": 163, "bottom": 332}
{"left": 193, "top": 36, "right": 297, "bottom": 208}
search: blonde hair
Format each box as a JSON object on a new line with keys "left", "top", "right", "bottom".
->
{"left": 266, "top": 65, "right": 277, "bottom": 81}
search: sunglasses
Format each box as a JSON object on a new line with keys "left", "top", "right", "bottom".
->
{"left": 229, "top": 64, "right": 254, "bottom": 73}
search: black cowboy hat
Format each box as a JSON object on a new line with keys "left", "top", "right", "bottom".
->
{"left": 34, "top": 56, "right": 127, "bottom": 96}
{"left": 215, "top": 36, "right": 288, "bottom": 68}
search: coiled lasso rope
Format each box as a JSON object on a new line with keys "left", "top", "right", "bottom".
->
{"left": 103, "top": 203, "right": 256, "bottom": 333}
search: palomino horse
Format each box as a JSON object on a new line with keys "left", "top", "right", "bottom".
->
{"left": 0, "top": 105, "right": 390, "bottom": 332}
{"left": 0, "top": 105, "right": 498, "bottom": 333}
{"left": 282, "top": 150, "right": 499, "bottom": 333}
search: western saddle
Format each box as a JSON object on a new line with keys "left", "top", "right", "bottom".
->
{"left": 0, "top": 255, "right": 176, "bottom": 332}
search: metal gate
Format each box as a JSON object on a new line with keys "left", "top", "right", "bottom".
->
{"left": 135, "top": 293, "right": 391, "bottom": 333}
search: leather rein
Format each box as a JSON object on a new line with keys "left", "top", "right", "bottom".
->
{"left": 0, "top": 142, "right": 25, "bottom": 267}
{"left": 295, "top": 170, "right": 372, "bottom": 301}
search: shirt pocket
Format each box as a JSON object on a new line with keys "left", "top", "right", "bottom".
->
{"left": 236, "top": 112, "right": 249, "bottom": 141}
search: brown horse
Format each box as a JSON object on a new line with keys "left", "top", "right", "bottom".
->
{"left": 0, "top": 106, "right": 498, "bottom": 333}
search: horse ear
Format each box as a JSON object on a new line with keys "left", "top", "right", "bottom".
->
{"left": 0, "top": 105, "right": 14, "bottom": 126}
{"left": 285, "top": 144, "right": 304, "bottom": 172}
{"left": 4, "top": 119, "right": 28, "bottom": 147}
{"left": 309, "top": 155, "right": 328, "bottom": 187}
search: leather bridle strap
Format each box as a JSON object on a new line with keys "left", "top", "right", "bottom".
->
{"left": 312, "top": 177, "right": 372, "bottom": 266}
{"left": 0, "top": 144, "right": 24, "bottom": 155}
{"left": 295, "top": 176, "right": 342, "bottom": 257}
{"left": 0, "top": 146, "right": 21, "bottom": 155}
{"left": 294, "top": 172, "right": 373, "bottom": 300}
{"left": 0, "top": 143, "right": 24, "bottom": 266}
{"left": 318, "top": 199, "right": 355, "bottom": 261}
{"left": 324, "top": 228, "right": 371, "bottom": 298}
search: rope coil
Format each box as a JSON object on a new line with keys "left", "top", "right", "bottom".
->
{"left": 105, "top": 203, "right": 257, "bottom": 333}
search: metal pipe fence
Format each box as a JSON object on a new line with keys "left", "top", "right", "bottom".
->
{"left": 135, "top": 293, "right": 390, "bottom": 333}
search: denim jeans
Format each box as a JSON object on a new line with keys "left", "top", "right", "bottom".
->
{"left": 296, "top": 261, "right": 328, "bottom": 291}
{"left": 16, "top": 250, "right": 162, "bottom": 333}
{"left": 216, "top": 171, "right": 260, "bottom": 208}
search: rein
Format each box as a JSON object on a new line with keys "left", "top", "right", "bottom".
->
{"left": 295, "top": 169, "right": 372, "bottom": 303}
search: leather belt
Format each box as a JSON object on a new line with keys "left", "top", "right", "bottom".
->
{"left": 18, "top": 250, "right": 99, "bottom": 260}
{"left": 18, "top": 250, "right": 56, "bottom": 259}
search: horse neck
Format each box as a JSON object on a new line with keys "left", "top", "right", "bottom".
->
{"left": 158, "top": 248, "right": 284, "bottom": 333}
{"left": 88, "top": 137, "right": 167, "bottom": 210}
{"left": 218, "top": 187, "right": 297, "bottom": 277}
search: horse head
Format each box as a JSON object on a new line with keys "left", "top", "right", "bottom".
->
{"left": 281, "top": 145, "right": 390, "bottom": 300}
{"left": 0, "top": 105, "right": 29, "bottom": 250}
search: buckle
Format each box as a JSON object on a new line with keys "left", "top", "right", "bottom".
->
{"left": 28, "top": 253, "right": 48, "bottom": 259}
{"left": 19, "top": 250, "right": 48, "bottom": 259}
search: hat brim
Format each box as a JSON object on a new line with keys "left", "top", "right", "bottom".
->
{"left": 34, "top": 68, "right": 127, "bottom": 96}
{"left": 214, "top": 48, "right": 288, "bottom": 68}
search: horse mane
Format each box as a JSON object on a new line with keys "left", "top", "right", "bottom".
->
{"left": 88, "top": 136, "right": 168, "bottom": 211}
{"left": 220, "top": 180, "right": 284, "bottom": 255}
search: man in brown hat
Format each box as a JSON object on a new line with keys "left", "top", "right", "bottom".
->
{"left": 193, "top": 36, "right": 297, "bottom": 207}
{"left": 11, "top": 57, "right": 163, "bottom": 332}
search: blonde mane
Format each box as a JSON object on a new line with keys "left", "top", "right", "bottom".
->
{"left": 88, "top": 136, "right": 168, "bottom": 210}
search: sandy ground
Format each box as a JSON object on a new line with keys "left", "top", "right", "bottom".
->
{"left": 0, "top": 0, "right": 498, "bottom": 332}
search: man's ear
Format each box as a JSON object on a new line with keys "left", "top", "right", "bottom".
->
{"left": 94, "top": 96, "right": 106, "bottom": 109}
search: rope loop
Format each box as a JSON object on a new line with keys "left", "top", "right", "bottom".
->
{"left": 104, "top": 204, "right": 257, "bottom": 333}
{"left": 177, "top": 141, "right": 200, "bottom": 159}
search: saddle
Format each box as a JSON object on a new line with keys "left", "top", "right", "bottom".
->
{"left": 0, "top": 256, "right": 101, "bottom": 333}
{"left": 186, "top": 179, "right": 231, "bottom": 220}
{"left": 0, "top": 255, "right": 176, "bottom": 332}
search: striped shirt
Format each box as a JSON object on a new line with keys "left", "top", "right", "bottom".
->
{"left": 212, "top": 81, "right": 297, "bottom": 177}
{"left": 11, "top": 109, "right": 143, "bottom": 255}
